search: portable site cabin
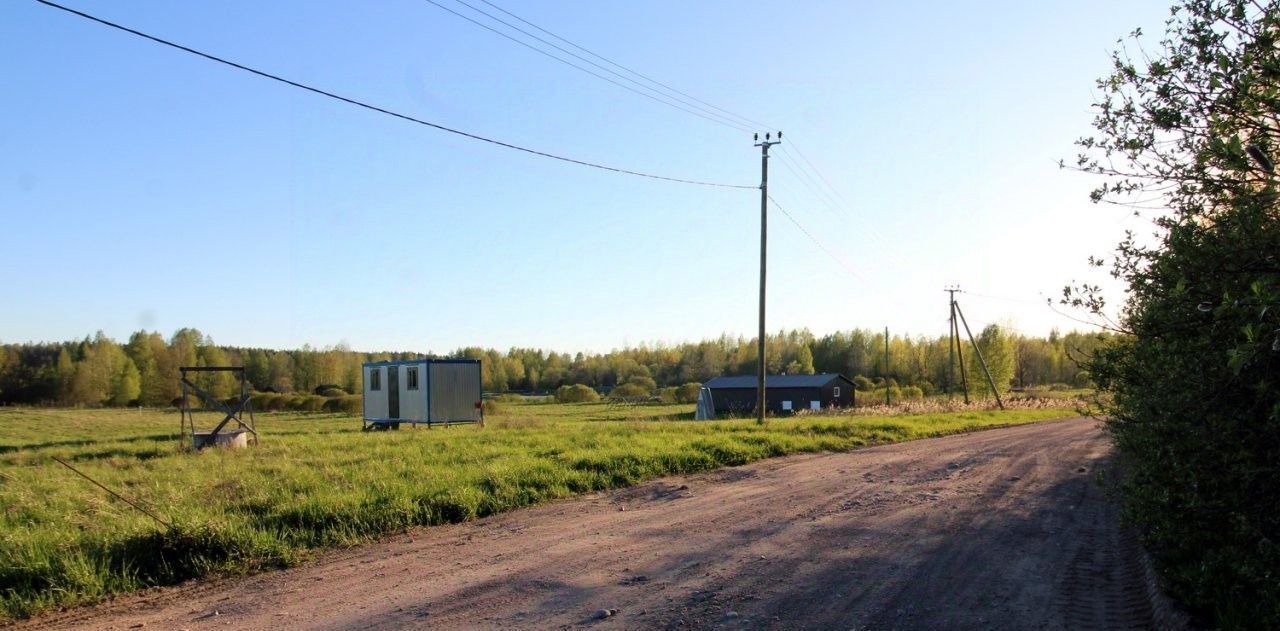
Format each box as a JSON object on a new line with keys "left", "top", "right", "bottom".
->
{"left": 362, "top": 359, "right": 483, "bottom": 429}
{"left": 695, "top": 373, "right": 855, "bottom": 419}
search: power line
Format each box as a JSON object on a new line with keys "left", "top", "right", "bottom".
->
{"left": 423, "top": 0, "right": 752, "bottom": 134}
{"left": 34, "top": 0, "right": 754, "bottom": 190}
{"left": 474, "top": 0, "right": 771, "bottom": 131}
{"left": 777, "top": 140, "right": 903, "bottom": 255}
{"left": 961, "top": 290, "right": 1045, "bottom": 305}
{"left": 444, "top": 0, "right": 906, "bottom": 269}
{"left": 464, "top": 0, "right": 906, "bottom": 269}
{"left": 777, "top": 145, "right": 847, "bottom": 216}
{"left": 768, "top": 157, "right": 839, "bottom": 221}
{"left": 960, "top": 289, "right": 1125, "bottom": 333}
{"left": 768, "top": 178, "right": 838, "bottom": 226}
{"left": 786, "top": 140, "right": 856, "bottom": 209}
{"left": 773, "top": 145, "right": 912, "bottom": 269}
{"left": 1045, "top": 301, "right": 1127, "bottom": 333}
{"left": 439, "top": 0, "right": 755, "bottom": 133}
{"left": 767, "top": 194, "right": 864, "bottom": 281}
{"left": 773, "top": 151, "right": 843, "bottom": 220}
{"left": 777, "top": 142, "right": 892, "bottom": 243}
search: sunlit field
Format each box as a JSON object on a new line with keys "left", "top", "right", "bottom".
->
{"left": 0, "top": 401, "right": 1076, "bottom": 620}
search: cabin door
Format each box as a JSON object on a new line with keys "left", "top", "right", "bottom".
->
{"left": 387, "top": 367, "right": 400, "bottom": 419}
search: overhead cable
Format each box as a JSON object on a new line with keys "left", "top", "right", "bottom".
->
{"left": 436, "top": 0, "right": 754, "bottom": 132}
{"left": 473, "top": 0, "right": 771, "bottom": 130}
{"left": 423, "top": 0, "right": 752, "bottom": 133}
{"left": 34, "top": 0, "right": 755, "bottom": 190}
{"left": 767, "top": 194, "right": 864, "bottom": 281}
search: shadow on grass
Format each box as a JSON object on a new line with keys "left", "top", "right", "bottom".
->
{"left": 0, "top": 434, "right": 177, "bottom": 455}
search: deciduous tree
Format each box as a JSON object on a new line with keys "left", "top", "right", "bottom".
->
{"left": 1070, "top": 1, "right": 1280, "bottom": 624}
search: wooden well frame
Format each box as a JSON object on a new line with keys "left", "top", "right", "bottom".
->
{"left": 179, "top": 366, "right": 258, "bottom": 449}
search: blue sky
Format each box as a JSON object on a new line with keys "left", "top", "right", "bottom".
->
{"left": 2, "top": 0, "right": 1170, "bottom": 353}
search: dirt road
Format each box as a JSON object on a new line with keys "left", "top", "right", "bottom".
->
{"left": 24, "top": 417, "right": 1164, "bottom": 630}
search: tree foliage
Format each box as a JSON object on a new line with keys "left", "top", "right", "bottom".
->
{"left": 0, "top": 324, "right": 1106, "bottom": 407}
{"left": 968, "top": 324, "right": 1015, "bottom": 398}
{"left": 1072, "top": 1, "right": 1280, "bottom": 625}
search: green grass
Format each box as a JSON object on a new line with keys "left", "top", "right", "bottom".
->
{"left": 0, "top": 402, "right": 1073, "bottom": 620}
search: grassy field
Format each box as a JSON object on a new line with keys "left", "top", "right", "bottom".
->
{"left": 0, "top": 401, "right": 1076, "bottom": 620}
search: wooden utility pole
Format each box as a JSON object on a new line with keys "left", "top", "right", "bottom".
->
{"left": 884, "top": 326, "right": 891, "bottom": 406}
{"left": 946, "top": 285, "right": 970, "bottom": 404}
{"left": 754, "top": 132, "right": 781, "bottom": 424}
{"left": 946, "top": 289, "right": 955, "bottom": 398}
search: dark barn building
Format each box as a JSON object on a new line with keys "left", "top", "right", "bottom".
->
{"left": 700, "top": 373, "right": 856, "bottom": 418}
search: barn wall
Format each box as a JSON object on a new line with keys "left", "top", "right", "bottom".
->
{"left": 710, "top": 387, "right": 758, "bottom": 416}
{"left": 820, "top": 379, "right": 855, "bottom": 408}
{"left": 767, "top": 387, "right": 822, "bottom": 413}
{"left": 710, "top": 387, "right": 825, "bottom": 416}
{"left": 709, "top": 377, "right": 857, "bottom": 417}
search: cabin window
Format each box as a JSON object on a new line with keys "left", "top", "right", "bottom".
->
{"left": 407, "top": 366, "right": 419, "bottom": 390}
{"left": 810, "top": 401, "right": 821, "bottom": 410}
{"left": 370, "top": 368, "right": 381, "bottom": 391}
{"left": 833, "top": 386, "right": 841, "bottom": 397}
{"left": 782, "top": 400, "right": 793, "bottom": 411}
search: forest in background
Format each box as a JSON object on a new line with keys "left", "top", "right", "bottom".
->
{"left": 0, "top": 326, "right": 1108, "bottom": 407}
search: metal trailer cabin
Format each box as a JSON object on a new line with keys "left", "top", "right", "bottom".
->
{"left": 698, "top": 373, "right": 855, "bottom": 419}
{"left": 362, "top": 359, "right": 483, "bottom": 429}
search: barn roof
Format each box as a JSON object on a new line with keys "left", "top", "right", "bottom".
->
{"left": 703, "top": 373, "right": 852, "bottom": 389}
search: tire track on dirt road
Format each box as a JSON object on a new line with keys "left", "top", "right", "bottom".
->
{"left": 19, "top": 417, "right": 1170, "bottom": 630}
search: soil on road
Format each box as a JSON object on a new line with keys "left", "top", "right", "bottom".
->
{"left": 23, "top": 417, "right": 1162, "bottom": 630}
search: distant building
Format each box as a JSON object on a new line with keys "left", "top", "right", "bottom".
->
{"left": 362, "top": 359, "right": 483, "bottom": 430}
{"left": 696, "top": 373, "right": 856, "bottom": 419}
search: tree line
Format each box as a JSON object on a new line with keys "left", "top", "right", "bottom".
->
{"left": 0, "top": 326, "right": 1108, "bottom": 407}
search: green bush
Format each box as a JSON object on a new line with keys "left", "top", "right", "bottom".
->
{"left": 322, "top": 395, "right": 362, "bottom": 414}
{"left": 853, "top": 375, "right": 874, "bottom": 392}
{"left": 315, "top": 387, "right": 347, "bottom": 398}
{"left": 621, "top": 375, "right": 656, "bottom": 394}
{"left": 280, "top": 395, "right": 325, "bottom": 412}
{"left": 609, "top": 382, "right": 650, "bottom": 398}
{"left": 553, "top": 384, "right": 599, "bottom": 403}
{"left": 674, "top": 382, "right": 702, "bottom": 404}
{"left": 1071, "top": 370, "right": 1091, "bottom": 388}
{"left": 656, "top": 387, "right": 679, "bottom": 404}
{"left": 249, "top": 392, "right": 281, "bottom": 411}
{"left": 1075, "top": 2, "right": 1280, "bottom": 625}
{"left": 899, "top": 386, "right": 924, "bottom": 400}
{"left": 655, "top": 384, "right": 701, "bottom": 404}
